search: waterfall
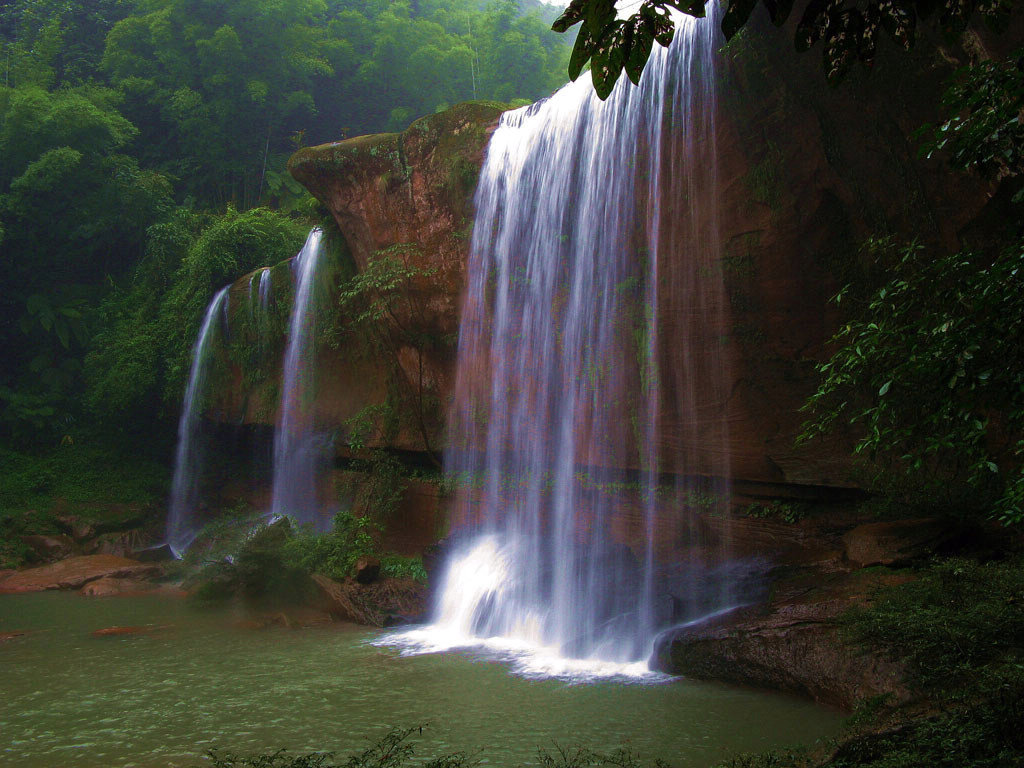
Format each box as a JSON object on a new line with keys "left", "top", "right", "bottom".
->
{"left": 257, "top": 267, "right": 272, "bottom": 316}
{"left": 269, "top": 228, "right": 328, "bottom": 528}
{"left": 385, "top": 11, "right": 730, "bottom": 678}
{"left": 166, "top": 286, "right": 230, "bottom": 556}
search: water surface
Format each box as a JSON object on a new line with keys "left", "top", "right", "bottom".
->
{"left": 0, "top": 593, "right": 841, "bottom": 767}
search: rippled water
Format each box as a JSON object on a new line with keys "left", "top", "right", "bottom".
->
{"left": 0, "top": 593, "right": 841, "bottom": 767}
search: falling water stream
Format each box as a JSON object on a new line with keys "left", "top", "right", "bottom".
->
{"left": 386, "top": 13, "right": 730, "bottom": 676}
{"left": 166, "top": 287, "right": 230, "bottom": 555}
{"left": 270, "top": 228, "right": 328, "bottom": 528}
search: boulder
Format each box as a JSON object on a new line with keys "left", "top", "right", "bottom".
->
{"left": 131, "top": 544, "right": 176, "bottom": 563}
{"left": 652, "top": 569, "right": 911, "bottom": 710}
{"left": 312, "top": 573, "right": 427, "bottom": 626}
{"left": 843, "top": 518, "right": 954, "bottom": 567}
{"left": 353, "top": 556, "right": 381, "bottom": 584}
{"left": 236, "top": 610, "right": 334, "bottom": 630}
{"left": 20, "top": 534, "right": 74, "bottom": 561}
{"left": 79, "top": 576, "right": 159, "bottom": 597}
{"left": 0, "top": 555, "right": 162, "bottom": 593}
{"left": 87, "top": 531, "right": 148, "bottom": 558}
{"left": 90, "top": 624, "right": 170, "bottom": 638}
{"left": 56, "top": 515, "right": 96, "bottom": 542}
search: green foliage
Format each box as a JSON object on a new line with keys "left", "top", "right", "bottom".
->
{"left": 379, "top": 554, "right": 428, "bottom": 583}
{"left": 0, "top": 0, "right": 569, "bottom": 452}
{"left": 198, "top": 727, "right": 682, "bottom": 768}
{"left": 801, "top": 237, "right": 1024, "bottom": 525}
{"left": 334, "top": 246, "right": 445, "bottom": 463}
{"left": 85, "top": 205, "right": 307, "bottom": 418}
{"left": 0, "top": 442, "right": 166, "bottom": 568}
{"left": 202, "top": 726, "right": 476, "bottom": 768}
{"left": 340, "top": 449, "right": 412, "bottom": 538}
{"left": 551, "top": 0, "right": 1017, "bottom": 97}
{"left": 826, "top": 678, "right": 1024, "bottom": 767}
{"left": 743, "top": 501, "right": 810, "bottom": 524}
{"left": 0, "top": 444, "right": 168, "bottom": 512}
{"left": 919, "top": 48, "right": 1024, "bottom": 186}
{"left": 99, "top": 0, "right": 570, "bottom": 207}
{"left": 843, "top": 557, "right": 1024, "bottom": 692}
{"left": 192, "top": 518, "right": 316, "bottom": 606}
{"left": 534, "top": 745, "right": 671, "bottom": 768}
{"left": 281, "top": 510, "right": 379, "bottom": 581}
{"left": 0, "top": 507, "right": 61, "bottom": 568}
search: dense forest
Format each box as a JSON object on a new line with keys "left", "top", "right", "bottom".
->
{"left": 0, "top": 0, "right": 570, "bottom": 456}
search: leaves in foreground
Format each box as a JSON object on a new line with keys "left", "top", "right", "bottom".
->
{"left": 200, "top": 726, "right": 674, "bottom": 768}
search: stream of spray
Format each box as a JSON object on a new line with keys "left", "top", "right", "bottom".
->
{"left": 269, "top": 229, "right": 327, "bottom": 528}
{"left": 384, "top": 11, "right": 731, "bottom": 680}
{"left": 166, "top": 287, "right": 230, "bottom": 556}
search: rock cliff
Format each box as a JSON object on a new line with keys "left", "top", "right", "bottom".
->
{"left": 252, "top": 24, "right": 993, "bottom": 496}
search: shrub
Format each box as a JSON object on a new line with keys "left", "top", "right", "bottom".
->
{"left": 379, "top": 554, "right": 428, "bottom": 583}
{"left": 842, "top": 557, "right": 1024, "bottom": 692}
{"left": 281, "top": 510, "right": 378, "bottom": 581}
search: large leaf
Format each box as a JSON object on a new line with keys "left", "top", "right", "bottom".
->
{"left": 824, "top": 9, "right": 864, "bottom": 85}
{"left": 584, "top": 0, "right": 617, "bottom": 35}
{"left": 762, "top": 0, "right": 796, "bottom": 25}
{"left": 723, "top": 0, "right": 760, "bottom": 39}
{"left": 878, "top": 0, "right": 917, "bottom": 49}
{"left": 625, "top": 23, "right": 655, "bottom": 85}
{"left": 568, "top": 23, "right": 598, "bottom": 81}
{"left": 590, "top": 31, "right": 626, "bottom": 99}
{"left": 796, "top": 0, "right": 836, "bottom": 51}
{"left": 669, "top": 0, "right": 710, "bottom": 18}
{"left": 552, "top": 0, "right": 589, "bottom": 33}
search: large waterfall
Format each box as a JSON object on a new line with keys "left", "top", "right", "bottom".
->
{"left": 386, "top": 12, "right": 730, "bottom": 678}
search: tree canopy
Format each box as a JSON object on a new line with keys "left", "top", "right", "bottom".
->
{"left": 551, "top": 0, "right": 1017, "bottom": 97}
{"left": 0, "top": 0, "right": 572, "bottom": 447}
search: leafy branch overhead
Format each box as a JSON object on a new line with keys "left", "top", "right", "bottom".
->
{"left": 552, "top": 0, "right": 1017, "bottom": 96}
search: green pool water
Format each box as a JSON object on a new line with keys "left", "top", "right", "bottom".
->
{"left": 0, "top": 592, "right": 842, "bottom": 768}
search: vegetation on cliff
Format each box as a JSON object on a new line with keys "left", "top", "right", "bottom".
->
{"left": 0, "top": 0, "right": 569, "bottom": 456}
{"left": 0, "top": 0, "right": 569, "bottom": 524}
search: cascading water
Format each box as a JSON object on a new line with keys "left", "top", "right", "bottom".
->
{"left": 257, "top": 267, "right": 272, "bottom": 315}
{"left": 269, "top": 229, "right": 328, "bottom": 527}
{"left": 166, "top": 286, "right": 230, "bottom": 556}
{"left": 387, "top": 11, "right": 731, "bottom": 677}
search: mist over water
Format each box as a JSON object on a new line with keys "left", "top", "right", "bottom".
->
{"left": 386, "top": 12, "right": 733, "bottom": 677}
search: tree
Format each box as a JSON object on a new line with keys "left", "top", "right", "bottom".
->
{"left": 550, "top": 0, "right": 1017, "bottom": 98}
{"left": 801, "top": 52, "right": 1024, "bottom": 525}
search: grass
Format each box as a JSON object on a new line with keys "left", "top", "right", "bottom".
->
{"left": 0, "top": 443, "right": 169, "bottom": 568}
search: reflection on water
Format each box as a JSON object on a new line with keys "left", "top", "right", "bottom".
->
{"left": 0, "top": 593, "right": 841, "bottom": 767}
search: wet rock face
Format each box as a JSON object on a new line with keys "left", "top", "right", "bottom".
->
{"left": 652, "top": 569, "right": 911, "bottom": 710}
{"left": 279, "top": 50, "right": 993, "bottom": 493}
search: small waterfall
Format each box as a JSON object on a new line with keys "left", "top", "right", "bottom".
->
{"left": 387, "top": 12, "right": 730, "bottom": 677}
{"left": 269, "top": 229, "right": 328, "bottom": 527}
{"left": 257, "top": 268, "right": 272, "bottom": 314}
{"left": 248, "top": 267, "right": 274, "bottom": 352}
{"left": 166, "top": 286, "right": 230, "bottom": 555}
